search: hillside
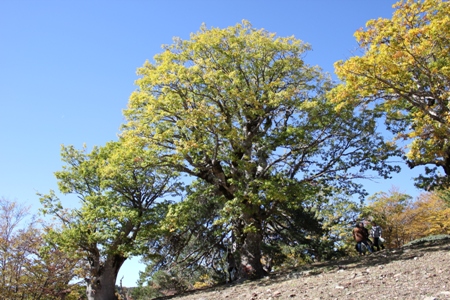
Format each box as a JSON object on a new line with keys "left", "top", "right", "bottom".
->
{"left": 160, "top": 237, "right": 450, "bottom": 300}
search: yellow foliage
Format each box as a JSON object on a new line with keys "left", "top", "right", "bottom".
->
{"left": 331, "top": 0, "right": 450, "bottom": 188}
{"left": 408, "top": 192, "right": 450, "bottom": 236}
{"left": 364, "top": 187, "right": 450, "bottom": 248}
{"left": 193, "top": 274, "right": 216, "bottom": 289}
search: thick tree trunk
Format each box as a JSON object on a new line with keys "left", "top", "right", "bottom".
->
{"left": 86, "top": 255, "right": 126, "bottom": 300}
{"left": 236, "top": 214, "right": 266, "bottom": 280}
{"left": 86, "top": 271, "right": 117, "bottom": 300}
{"left": 239, "top": 230, "right": 266, "bottom": 279}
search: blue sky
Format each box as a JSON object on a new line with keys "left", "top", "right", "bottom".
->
{"left": 1, "top": 0, "right": 425, "bottom": 287}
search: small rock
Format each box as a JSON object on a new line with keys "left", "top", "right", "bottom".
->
{"left": 273, "top": 290, "right": 282, "bottom": 296}
{"left": 335, "top": 285, "right": 345, "bottom": 289}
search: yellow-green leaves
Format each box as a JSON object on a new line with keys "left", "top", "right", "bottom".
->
{"left": 40, "top": 140, "right": 180, "bottom": 291}
{"left": 120, "top": 21, "right": 403, "bottom": 278}
{"left": 331, "top": 0, "right": 450, "bottom": 189}
{"left": 123, "top": 21, "right": 315, "bottom": 170}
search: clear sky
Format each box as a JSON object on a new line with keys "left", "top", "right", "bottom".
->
{"left": 0, "top": 0, "right": 425, "bottom": 287}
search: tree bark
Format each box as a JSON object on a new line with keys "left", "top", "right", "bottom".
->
{"left": 236, "top": 215, "right": 266, "bottom": 280}
{"left": 86, "top": 255, "right": 126, "bottom": 300}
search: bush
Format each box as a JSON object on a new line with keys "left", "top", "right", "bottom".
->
{"left": 130, "top": 285, "right": 163, "bottom": 300}
{"left": 151, "top": 270, "right": 189, "bottom": 294}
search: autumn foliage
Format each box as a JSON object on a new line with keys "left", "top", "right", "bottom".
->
{"left": 332, "top": 0, "right": 450, "bottom": 189}
{"left": 362, "top": 188, "right": 450, "bottom": 249}
{"left": 0, "top": 198, "right": 81, "bottom": 300}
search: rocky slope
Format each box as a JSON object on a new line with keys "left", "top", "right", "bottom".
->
{"left": 165, "top": 238, "right": 450, "bottom": 300}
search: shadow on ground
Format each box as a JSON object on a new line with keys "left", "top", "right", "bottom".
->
{"left": 154, "top": 236, "right": 450, "bottom": 300}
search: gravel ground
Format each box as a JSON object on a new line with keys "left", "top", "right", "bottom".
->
{"left": 164, "top": 240, "right": 450, "bottom": 300}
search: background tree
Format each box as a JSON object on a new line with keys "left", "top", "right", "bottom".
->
{"left": 331, "top": 0, "right": 450, "bottom": 189}
{"left": 363, "top": 187, "right": 450, "bottom": 248}
{"left": 0, "top": 197, "right": 80, "bottom": 300}
{"left": 123, "top": 21, "right": 400, "bottom": 279}
{"left": 408, "top": 190, "right": 450, "bottom": 236}
{"left": 40, "top": 141, "right": 180, "bottom": 300}
{"left": 362, "top": 188, "right": 415, "bottom": 248}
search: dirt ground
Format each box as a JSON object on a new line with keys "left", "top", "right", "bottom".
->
{"left": 164, "top": 239, "right": 450, "bottom": 300}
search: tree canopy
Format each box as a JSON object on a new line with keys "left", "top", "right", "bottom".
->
{"left": 123, "top": 21, "right": 399, "bottom": 279}
{"left": 331, "top": 0, "right": 450, "bottom": 189}
{"left": 40, "top": 141, "right": 180, "bottom": 300}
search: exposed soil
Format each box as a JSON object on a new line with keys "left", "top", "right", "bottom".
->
{"left": 163, "top": 239, "right": 450, "bottom": 300}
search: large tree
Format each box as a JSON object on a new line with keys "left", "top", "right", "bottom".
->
{"left": 123, "top": 21, "right": 399, "bottom": 279}
{"left": 40, "top": 141, "right": 180, "bottom": 300}
{"left": 331, "top": 0, "right": 450, "bottom": 189}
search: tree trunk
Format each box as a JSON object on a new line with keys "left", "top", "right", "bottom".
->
{"left": 86, "top": 255, "right": 126, "bottom": 300}
{"left": 236, "top": 216, "right": 266, "bottom": 280}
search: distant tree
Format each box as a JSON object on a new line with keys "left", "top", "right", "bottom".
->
{"left": 363, "top": 188, "right": 415, "bottom": 248}
{"left": 332, "top": 0, "right": 450, "bottom": 190}
{"left": 31, "top": 236, "right": 84, "bottom": 300}
{"left": 363, "top": 188, "right": 450, "bottom": 248}
{"left": 0, "top": 197, "right": 80, "bottom": 299}
{"left": 409, "top": 191, "right": 450, "bottom": 236}
{"left": 123, "top": 21, "right": 400, "bottom": 279}
{"left": 40, "top": 141, "right": 180, "bottom": 300}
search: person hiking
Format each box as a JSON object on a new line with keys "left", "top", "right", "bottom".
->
{"left": 370, "top": 221, "right": 385, "bottom": 251}
{"left": 353, "top": 223, "right": 373, "bottom": 255}
{"left": 360, "top": 222, "right": 374, "bottom": 248}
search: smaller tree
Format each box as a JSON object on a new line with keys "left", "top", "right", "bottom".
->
{"left": 363, "top": 187, "right": 450, "bottom": 248}
{"left": 138, "top": 180, "right": 234, "bottom": 288}
{"left": 362, "top": 188, "right": 415, "bottom": 248}
{"left": 313, "top": 194, "right": 363, "bottom": 259}
{"left": 40, "top": 141, "right": 180, "bottom": 300}
{"left": 0, "top": 197, "right": 80, "bottom": 300}
{"left": 409, "top": 191, "right": 450, "bottom": 236}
